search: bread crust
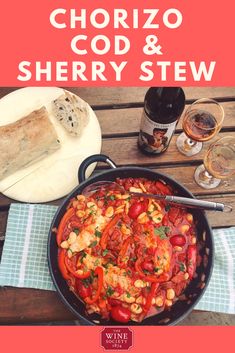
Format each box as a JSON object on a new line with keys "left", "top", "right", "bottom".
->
{"left": 0, "top": 106, "right": 60, "bottom": 180}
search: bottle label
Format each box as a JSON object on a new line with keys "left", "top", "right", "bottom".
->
{"left": 138, "top": 111, "right": 177, "bottom": 154}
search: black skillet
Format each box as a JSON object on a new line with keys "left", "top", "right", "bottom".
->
{"left": 48, "top": 154, "right": 214, "bottom": 326}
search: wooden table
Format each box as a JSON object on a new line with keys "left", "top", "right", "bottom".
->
{"left": 0, "top": 87, "right": 235, "bottom": 325}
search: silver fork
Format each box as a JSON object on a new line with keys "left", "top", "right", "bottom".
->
{"left": 82, "top": 181, "right": 232, "bottom": 212}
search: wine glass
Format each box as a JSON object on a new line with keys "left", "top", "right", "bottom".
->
{"left": 194, "top": 136, "right": 235, "bottom": 189}
{"left": 176, "top": 98, "right": 224, "bottom": 156}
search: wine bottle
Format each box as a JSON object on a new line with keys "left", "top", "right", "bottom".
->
{"left": 138, "top": 87, "right": 185, "bottom": 154}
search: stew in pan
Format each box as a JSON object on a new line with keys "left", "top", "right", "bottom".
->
{"left": 55, "top": 177, "right": 198, "bottom": 323}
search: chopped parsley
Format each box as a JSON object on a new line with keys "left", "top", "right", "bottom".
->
{"left": 102, "top": 249, "right": 109, "bottom": 256}
{"left": 67, "top": 248, "right": 73, "bottom": 256}
{"left": 154, "top": 267, "right": 160, "bottom": 272}
{"left": 80, "top": 251, "right": 87, "bottom": 261}
{"left": 73, "top": 228, "right": 80, "bottom": 235}
{"left": 154, "top": 226, "right": 170, "bottom": 239}
{"left": 82, "top": 278, "right": 91, "bottom": 287}
{"left": 89, "top": 240, "right": 98, "bottom": 248}
{"left": 94, "top": 259, "right": 100, "bottom": 266}
{"left": 126, "top": 292, "right": 131, "bottom": 298}
{"left": 179, "top": 262, "right": 186, "bottom": 272}
{"left": 130, "top": 257, "right": 137, "bottom": 262}
{"left": 143, "top": 269, "right": 150, "bottom": 274}
{"left": 95, "top": 229, "right": 102, "bottom": 238}
{"left": 109, "top": 195, "right": 116, "bottom": 201}
{"left": 90, "top": 270, "right": 95, "bottom": 281}
{"left": 106, "top": 286, "right": 115, "bottom": 297}
{"left": 165, "top": 204, "right": 171, "bottom": 212}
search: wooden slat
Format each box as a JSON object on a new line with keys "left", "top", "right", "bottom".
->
{"left": 203, "top": 195, "right": 235, "bottom": 227}
{"left": 179, "top": 311, "right": 235, "bottom": 326}
{"left": 0, "top": 211, "right": 7, "bottom": 239}
{"left": 97, "top": 102, "right": 235, "bottom": 136}
{"left": 0, "top": 87, "right": 235, "bottom": 106}
{"left": 0, "top": 287, "right": 75, "bottom": 324}
{"left": 101, "top": 131, "right": 231, "bottom": 167}
{"left": 151, "top": 166, "right": 235, "bottom": 197}
{"left": 67, "top": 87, "right": 235, "bottom": 106}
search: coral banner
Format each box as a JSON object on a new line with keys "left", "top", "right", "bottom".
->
{"left": 1, "top": 326, "right": 235, "bottom": 353}
{"left": 0, "top": 0, "right": 234, "bottom": 86}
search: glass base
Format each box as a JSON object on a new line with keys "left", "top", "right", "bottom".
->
{"left": 194, "top": 164, "right": 221, "bottom": 189}
{"left": 176, "top": 132, "right": 203, "bottom": 156}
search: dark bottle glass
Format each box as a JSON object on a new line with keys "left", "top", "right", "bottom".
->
{"left": 138, "top": 87, "right": 185, "bottom": 154}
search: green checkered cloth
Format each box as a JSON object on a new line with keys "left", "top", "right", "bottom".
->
{"left": 0, "top": 203, "right": 235, "bottom": 314}
{"left": 0, "top": 204, "right": 56, "bottom": 290}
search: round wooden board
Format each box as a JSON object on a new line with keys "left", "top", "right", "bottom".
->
{"left": 0, "top": 87, "right": 102, "bottom": 202}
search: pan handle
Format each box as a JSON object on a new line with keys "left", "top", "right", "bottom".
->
{"left": 78, "top": 154, "right": 117, "bottom": 183}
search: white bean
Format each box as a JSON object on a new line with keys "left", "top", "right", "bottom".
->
{"left": 131, "top": 303, "right": 143, "bottom": 314}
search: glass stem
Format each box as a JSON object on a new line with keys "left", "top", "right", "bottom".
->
{"left": 184, "top": 137, "right": 197, "bottom": 150}
{"left": 199, "top": 167, "right": 214, "bottom": 183}
{"left": 204, "top": 170, "right": 213, "bottom": 179}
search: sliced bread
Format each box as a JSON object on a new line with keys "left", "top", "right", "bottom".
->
{"left": 52, "top": 91, "right": 89, "bottom": 136}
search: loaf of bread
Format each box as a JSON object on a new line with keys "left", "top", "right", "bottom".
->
{"left": 0, "top": 106, "right": 60, "bottom": 180}
{"left": 52, "top": 91, "right": 89, "bottom": 136}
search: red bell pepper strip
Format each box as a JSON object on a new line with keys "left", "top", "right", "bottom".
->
{"left": 56, "top": 207, "right": 75, "bottom": 246}
{"left": 143, "top": 282, "right": 159, "bottom": 314}
{"left": 64, "top": 254, "right": 91, "bottom": 279}
{"left": 58, "top": 249, "right": 71, "bottom": 280}
{"left": 100, "top": 215, "right": 121, "bottom": 250}
{"left": 117, "top": 237, "right": 132, "bottom": 266}
{"left": 155, "top": 181, "right": 171, "bottom": 195}
{"left": 85, "top": 266, "right": 104, "bottom": 305}
{"left": 187, "top": 245, "right": 197, "bottom": 279}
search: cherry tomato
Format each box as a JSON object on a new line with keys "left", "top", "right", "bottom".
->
{"left": 76, "top": 279, "right": 92, "bottom": 299}
{"left": 111, "top": 305, "right": 131, "bottom": 323}
{"left": 142, "top": 260, "right": 154, "bottom": 272}
{"left": 128, "top": 202, "right": 144, "bottom": 219}
{"left": 170, "top": 235, "right": 186, "bottom": 247}
{"left": 108, "top": 298, "right": 122, "bottom": 306}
